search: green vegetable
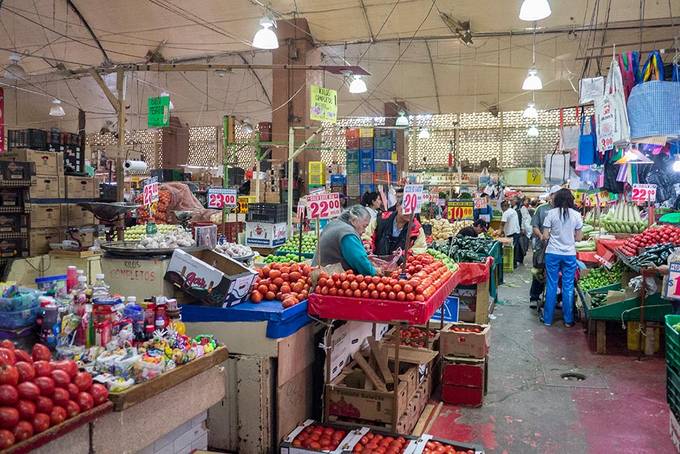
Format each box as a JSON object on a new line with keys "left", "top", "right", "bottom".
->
{"left": 578, "top": 262, "right": 624, "bottom": 292}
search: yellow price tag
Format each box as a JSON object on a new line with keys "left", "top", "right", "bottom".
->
{"left": 237, "top": 196, "right": 249, "bottom": 214}
{"left": 526, "top": 168, "right": 542, "bottom": 185}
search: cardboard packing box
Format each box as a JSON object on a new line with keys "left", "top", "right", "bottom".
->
{"left": 61, "top": 203, "right": 96, "bottom": 226}
{"left": 164, "top": 248, "right": 256, "bottom": 307}
{"left": 245, "top": 221, "right": 287, "bottom": 247}
{"left": 0, "top": 214, "right": 27, "bottom": 234}
{"left": 1, "top": 150, "right": 63, "bottom": 176}
{"left": 439, "top": 322, "right": 490, "bottom": 359}
{"left": 62, "top": 227, "right": 96, "bottom": 249}
{"left": 31, "top": 176, "right": 64, "bottom": 199}
{"left": 29, "top": 228, "right": 60, "bottom": 256}
{"left": 65, "top": 176, "right": 98, "bottom": 199}
{"left": 31, "top": 204, "right": 62, "bottom": 228}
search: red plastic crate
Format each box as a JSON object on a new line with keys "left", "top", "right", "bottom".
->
{"left": 442, "top": 357, "right": 486, "bottom": 387}
{"left": 441, "top": 384, "right": 484, "bottom": 407}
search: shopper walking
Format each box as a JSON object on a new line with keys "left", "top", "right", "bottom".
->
{"left": 529, "top": 186, "right": 560, "bottom": 308}
{"left": 500, "top": 201, "right": 521, "bottom": 268}
{"left": 541, "top": 189, "right": 583, "bottom": 327}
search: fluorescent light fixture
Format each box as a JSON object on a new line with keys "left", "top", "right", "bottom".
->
{"left": 519, "top": 0, "right": 552, "bottom": 21}
{"left": 395, "top": 112, "right": 409, "bottom": 127}
{"left": 418, "top": 128, "right": 430, "bottom": 139}
{"left": 49, "top": 98, "right": 65, "bottom": 117}
{"left": 5, "top": 53, "right": 27, "bottom": 81}
{"left": 523, "top": 102, "right": 538, "bottom": 119}
{"left": 349, "top": 75, "right": 367, "bottom": 94}
{"left": 160, "top": 91, "right": 174, "bottom": 110}
{"left": 522, "top": 67, "right": 543, "bottom": 90}
{"left": 527, "top": 125, "right": 539, "bottom": 137}
{"left": 253, "top": 16, "right": 279, "bottom": 50}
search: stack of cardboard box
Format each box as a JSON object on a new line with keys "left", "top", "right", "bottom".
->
{"left": 0, "top": 159, "right": 33, "bottom": 258}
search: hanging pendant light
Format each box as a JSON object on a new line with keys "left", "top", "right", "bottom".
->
{"left": 349, "top": 75, "right": 367, "bottom": 94}
{"left": 4, "top": 53, "right": 27, "bottom": 81}
{"left": 523, "top": 102, "right": 538, "bottom": 119}
{"left": 253, "top": 16, "right": 279, "bottom": 50}
{"left": 418, "top": 128, "right": 430, "bottom": 139}
{"left": 527, "top": 125, "right": 539, "bottom": 137}
{"left": 49, "top": 99, "right": 65, "bottom": 117}
{"left": 519, "top": 0, "right": 551, "bottom": 21}
{"left": 522, "top": 67, "right": 543, "bottom": 90}
{"left": 160, "top": 91, "right": 174, "bottom": 111}
{"left": 395, "top": 112, "right": 409, "bottom": 127}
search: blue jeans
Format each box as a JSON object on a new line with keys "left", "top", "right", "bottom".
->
{"left": 544, "top": 253, "right": 577, "bottom": 325}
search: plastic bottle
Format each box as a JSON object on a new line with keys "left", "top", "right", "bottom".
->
{"left": 72, "top": 275, "right": 89, "bottom": 316}
{"left": 91, "top": 274, "right": 111, "bottom": 299}
{"left": 66, "top": 266, "right": 78, "bottom": 291}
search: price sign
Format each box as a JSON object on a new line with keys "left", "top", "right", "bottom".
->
{"left": 663, "top": 262, "right": 680, "bottom": 301}
{"left": 142, "top": 177, "right": 159, "bottom": 206}
{"left": 632, "top": 184, "right": 657, "bottom": 204}
{"left": 236, "top": 196, "right": 249, "bottom": 214}
{"left": 402, "top": 184, "right": 424, "bottom": 215}
{"left": 447, "top": 199, "right": 474, "bottom": 220}
{"left": 306, "top": 193, "right": 341, "bottom": 219}
{"left": 207, "top": 188, "right": 238, "bottom": 209}
{"left": 473, "top": 197, "right": 487, "bottom": 210}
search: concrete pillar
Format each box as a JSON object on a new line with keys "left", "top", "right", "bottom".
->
{"left": 271, "top": 18, "right": 321, "bottom": 194}
{"left": 384, "top": 101, "right": 408, "bottom": 179}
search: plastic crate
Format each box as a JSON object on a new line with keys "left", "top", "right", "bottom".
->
{"left": 246, "top": 203, "right": 288, "bottom": 223}
{"left": 360, "top": 173, "right": 374, "bottom": 184}
{"left": 668, "top": 364, "right": 680, "bottom": 419}
{"left": 345, "top": 128, "right": 360, "bottom": 140}
{"left": 374, "top": 149, "right": 392, "bottom": 161}
{"left": 359, "top": 184, "right": 375, "bottom": 195}
{"left": 346, "top": 175, "right": 359, "bottom": 186}
{"left": 502, "top": 244, "right": 514, "bottom": 273}
{"left": 374, "top": 136, "right": 394, "bottom": 150}
{"left": 346, "top": 137, "right": 360, "bottom": 149}
{"left": 666, "top": 315, "right": 680, "bottom": 371}
{"left": 374, "top": 161, "right": 390, "bottom": 173}
{"left": 360, "top": 149, "right": 374, "bottom": 161}
{"left": 359, "top": 128, "right": 374, "bottom": 138}
{"left": 346, "top": 150, "right": 359, "bottom": 163}
{"left": 330, "top": 174, "right": 346, "bottom": 184}
{"left": 359, "top": 160, "right": 375, "bottom": 172}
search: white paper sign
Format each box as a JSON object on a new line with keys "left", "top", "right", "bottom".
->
{"left": 631, "top": 184, "right": 657, "bottom": 204}
{"left": 402, "top": 184, "right": 424, "bottom": 215}
{"left": 207, "top": 188, "right": 238, "bottom": 209}
{"left": 306, "top": 193, "right": 341, "bottom": 219}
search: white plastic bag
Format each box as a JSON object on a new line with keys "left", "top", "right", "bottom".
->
{"left": 579, "top": 76, "right": 604, "bottom": 104}
{"left": 544, "top": 151, "right": 570, "bottom": 183}
{"left": 559, "top": 125, "right": 580, "bottom": 151}
{"left": 595, "top": 61, "right": 630, "bottom": 153}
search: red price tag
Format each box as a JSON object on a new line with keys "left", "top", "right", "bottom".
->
{"left": 143, "top": 177, "right": 159, "bottom": 207}
{"left": 631, "top": 184, "right": 657, "bottom": 204}
{"left": 402, "top": 184, "right": 423, "bottom": 215}
{"left": 306, "top": 193, "right": 341, "bottom": 219}
{"left": 207, "top": 188, "right": 238, "bottom": 209}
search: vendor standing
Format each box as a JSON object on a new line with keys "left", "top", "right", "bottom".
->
{"left": 364, "top": 198, "right": 427, "bottom": 256}
{"left": 312, "top": 205, "right": 376, "bottom": 276}
{"left": 458, "top": 219, "right": 489, "bottom": 237}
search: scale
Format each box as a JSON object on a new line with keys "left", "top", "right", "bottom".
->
{"left": 174, "top": 210, "right": 194, "bottom": 230}
{"left": 76, "top": 202, "right": 140, "bottom": 242}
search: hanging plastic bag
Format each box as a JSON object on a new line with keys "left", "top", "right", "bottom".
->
{"left": 579, "top": 76, "right": 604, "bottom": 104}
{"left": 628, "top": 77, "right": 680, "bottom": 140}
{"left": 595, "top": 59, "right": 631, "bottom": 153}
{"left": 578, "top": 111, "right": 597, "bottom": 166}
{"left": 617, "top": 51, "right": 639, "bottom": 100}
{"left": 544, "top": 146, "right": 571, "bottom": 183}
{"left": 640, "top": 50, "right": 665, "bottom": 82}
{"left": 560, "top": 126, "right": 580, "bottom": 152}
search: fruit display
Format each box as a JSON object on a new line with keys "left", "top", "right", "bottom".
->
{"left": 289, "top": 424, "right": 348, "bottom": 451}
{"left": 135, "top": 189, "right": 172, "bottom": 224}
{"left": 314, "top": 254, "right": 453, "bottom": 302}
{"left": 426, "top": 249, "right": 458, "bottom": 271}
{"left": 124, "top": 224, "right": 179, "bottom": 241}
{"left": 597, "top": 201, "right": 646, "bottom": 234}
{"left": 578, "top": 262, "right": 623, "bottom": 292}
{"left": 214, "top": 242, "right": 253, "bottom": 259}
{"left": 430, "top": 237, "right": 497, "bottom": 263}
{"left": 619, "top": 225, "right": 680, "bottom": 256}
{"left": 423, "top": 219, "right": 472, "bottom": 241}
{"left": 422, "top": 440, "right": 475, "bottom": 454}
{"left": 263, "top": 253, "right": 306, "bottom": 264}
{"left": 134, "top": 229, "right": 195, "bottom": 249}
{"left": 252, "top": 262, "right": 311, "bottom": 307}
{"left": 278, "top": 233, "right": 317, "bottom": 256}
{"left": 352, "top": 432, "right": 411, "bottom": 453}
{"left": 0, "top": 342, "right": 107, "bottom": 449}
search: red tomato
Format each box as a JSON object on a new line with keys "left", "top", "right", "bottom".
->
{"left": 0, "top": 385, "right": 17, "bottom": 406}
{"left": 0, "top": 342, "right": 13, "bottom": 352}
{"left": 65, "top": 400, "right": 80, "bottom": 418}
{"left": 67, "top": 383, "right": 79, "bottom": 400}
{"left": 51, "top": 369, "right": 71, "bottom": 388}
{"left": 31, "top": 344, "right": 51, "bottom": 362}
{"left": 17, "top": 400, "right": 35, "bottom": 421}
{"left": 15, "top": 362, "right": 35, "bottom": 383}
{"left": 12, "top": 420, "right": 32, "bottom": 442}
{"left": 50, "top": 406, "right": 66, "bottom": 426}
{"left": 0, "top": 349, "right": 15, "bottom": 366}
{"left": 76, "top": 392, "right": 94, "bottom": 411}
{"left": 33, "top": 361, "right": 53, "bottom": 378}
{"left": 35, "top": 396, "right": 53, "bottom": 414}
{"left": 17, "top": 382, "right": 39, "bottom": 401}
{"left": 0, "top": 429, "right": 14, "bottom": 448}
{"left": 0, "top": 365, "right": 18, "bottom": 387}
{"left": 34, "top": 376, "right": 55, "bottom": 397}
{"left": 52, "top": 387, "right": 70, "bottom": 407}
{"left": 0, "top": 407, "right": 19, "bottom": 430}
{"left": 32, "top": 413, "right": 50, "bottom": 433}
{"left": 13, "top": 350, "right": 32, "bottom": 364}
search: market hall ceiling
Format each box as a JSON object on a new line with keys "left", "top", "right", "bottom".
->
{"left": 0, "top": 0, "right": 678, "bottom": 116}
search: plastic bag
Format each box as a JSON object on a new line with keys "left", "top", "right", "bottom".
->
{"left": 579, "top": 76, "right": 605, "bottom": 104}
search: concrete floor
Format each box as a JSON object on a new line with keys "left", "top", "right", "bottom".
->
{"left": 429, "top": 264, "right": 675, "bottom": 454}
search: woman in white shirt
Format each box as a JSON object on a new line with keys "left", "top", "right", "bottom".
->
{"left": 541, "top": 189, "right": 583, "bottom": 327}
{"left": 360, "top": 191, "right": 382, "bottom": 221}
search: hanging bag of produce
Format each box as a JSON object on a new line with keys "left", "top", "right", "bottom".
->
{"left": 578, "top": 110, "right": 597, "bottom": 166}
{"left": 628, "top": 52, "right": 680, "bottom": 140}
{"left": 595, "top": 59, "right": 631, "bottom": 153}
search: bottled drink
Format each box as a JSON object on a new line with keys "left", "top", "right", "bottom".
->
{"left": 91, "top": 274, "right": 110, "bottom": 299}
{"left": 66, "top": 266, "right": 78, "bottom": 291}
{"left": 72, "top": 275, "right": 89, "bottom": 316}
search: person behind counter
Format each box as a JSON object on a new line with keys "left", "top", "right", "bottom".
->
{"left": 312, "top": 205, "right": 376, "bottom": 276}
{"left": 364, "top": 198, "right": 427, "bottom": 256}
{"left": 458, "top": 219, "right": 489, "bottom": 237}
{"left": 360, "top": 191, "right": 382, "bottom": 221}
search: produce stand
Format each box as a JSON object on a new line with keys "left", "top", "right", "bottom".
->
{"left": 108, "top": 346, "right": 228, "bottom": 411}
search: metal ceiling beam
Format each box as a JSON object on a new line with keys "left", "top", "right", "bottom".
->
{"left": 69, "top": 63, "right": 370, "bottom": 75}
{"left": 65, "top": 0, "right": 110, "bottom": 64}
{"left": 358, "top": 0, "right": 375, "bottom": 43}
{"left": 238, "top": 54, "right": 272, "bottom": 106}
{"left": 424, "top": 41, "right": 441, "bottom": 114}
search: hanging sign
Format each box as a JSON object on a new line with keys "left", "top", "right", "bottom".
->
{"left": 402, "top": 184, "right": 424, "bottom": 215}
{"left": 236, "top": 196, "right": 249, "bottom": 214}
{"left": 310, "top": 85, "right": 338, "bottom": 123}
{"left": 663, "top": 262, "right": 680, "bottom": 301}
{"left": 148, "top": 96, "right": 170, "bottom": 128}
{"left": 142, "top": 177, "right": 159, "bottom": 206}
{"left": 306, "top": 193, "right": 341, "bottom": 219}
{"left": 207, "top": 188, "right": 238, "bottom": 209}
{"left": 447, "top": 199, "right": 474, "bottom": 220}
{"left": 473, "top": 197, "right": 487, "bottom": 210}
{"left": 631, "top": 184, "right": 657, "bottom": 204}
{"left": 527, "top": 168, "right": 542, "bottom": 185}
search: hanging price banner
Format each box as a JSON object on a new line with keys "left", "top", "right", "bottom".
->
{"left": 663, "top": 262, "right": 680, "bottom": 301}
{"left": 306, "top": 193, "right": 341, "bottom": 219}
{"left": 142, "top": 177, "right": 159, "bottom": 206}
{"left": 207, "top": 188, "right": 238, "bottom": 209}
{"left": 402, "top": 184, "right": 424, "bottom": 215}
{"left": 631, "top": 184, "right": 657, "bottom": 204}
{"left": 473, "top": 197, "right": 487, "bottom": 209}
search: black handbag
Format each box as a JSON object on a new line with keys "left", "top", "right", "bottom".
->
{"left": 533, "top": 239, "right": 547, "bottom": 269}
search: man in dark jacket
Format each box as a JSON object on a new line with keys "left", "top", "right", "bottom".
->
{"left": 458, "top": 220, "right": 489, "bottom": 237}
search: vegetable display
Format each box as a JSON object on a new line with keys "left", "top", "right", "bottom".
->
{"left": 597, "top": 201, "right": 646, "bottom": 233}
{"left": 134, "top": 229, "right": 195, "bottom": 249}
{"left": 386, "top": 326, "right": 436, "bottom": 348}
{"left": 124, "top": 224, "right": 178, "bottom": 241}
{"left": 426, "top": 249, "right": 458, "bottom": 271}
{"left": 290, "top": 424, "right": 347, "bottom": 451}
{"left": 430, "top": 237, "right": 496, "bottom": 263}
{"left": 628, "top": 243, "right": 676, "bottom": 268}
{"left": 422, "top": 440, "right": 475, "bottom": 454}
{"left": 135, "top": 190, "right": 172, "bottom": 224}
{"left": 422, "top": 219, "right": 471, "bottom": 241}
{"left": 578, "top": 262, "right": 623, "bottom": 292}
{"left": 277, "top": 233, "right": 317, "bottom": 256}
{"left": 263, "top": 253, "right": 306, "bottom": 264}
{"left": 252, "top": 263, "right": 311, "bottom": 307}
{"left": 352, "top": 432, "right": 410, "bottom": 453}
{"left": 619, "top": 225, "right": 680, "bottom": 256}
{"left": 214, "top": 242, "right": 253, "bottom": 259}
{"left": 575, "top": 240, "right": 596, "bottom": 252}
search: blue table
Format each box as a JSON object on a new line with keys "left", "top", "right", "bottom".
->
{"left": 180, "top": 299, "right": 312, "bottom": 339}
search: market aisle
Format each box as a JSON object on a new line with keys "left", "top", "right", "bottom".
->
{"left": 429, "top": 265, "right": 674, "bottom": 454}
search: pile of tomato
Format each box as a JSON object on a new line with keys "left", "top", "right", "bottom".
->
{"left": 251, "top": 262, "right": 312, "bottom": 307}
{"left": 352, "top": 432, "right": 410, "bottom": 453}
{"left": 0, "top": 342, "right": 108, "bottom": 448}
{"left": 397, "top": 326, "right": 436, "bottom": 348}
{"left": 422, "top": 440, "right": 475, "bottom": 454}
{"left": 314, "top": 254, "right": 453, "bottom": 302}
{"left": 619, "top": 225, "right": 680, "bottom": 256}
{"left": 290, "top": 424, "right": 347, "bottom": 451}
{"left": 450, "top": 324, "right": 484, "bottom": 334}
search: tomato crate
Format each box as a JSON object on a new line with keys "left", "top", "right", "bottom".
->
{"left": 439, "top": 323, "right": 490, "bottom": 359}
{"left": 280, "top": 419, "right": 368, "bottom": 453}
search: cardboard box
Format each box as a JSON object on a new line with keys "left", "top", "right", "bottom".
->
{"left": 31, "top": 203, "right": 62, "bottom": 228}
{"left": 1, "top": 150, "right": 63, "bottom": 175}
{"left": 29, "top": 227, "right": 60, "bottom": 256}
{"left": 328, "top": 321, "right": 389, "bottom": 381}
{"left": 245, "top": 221, "right": 287, "bottom": 247}
{"left": 101, "top": 256, "right": 175, "bottom": 301}
{"left": 439, "top": 323, "right": 490, "bottom": 359}
{"left": 65, "top": 176, "right": 98, "bottom": 199}
{"left": 383, "top": 324, "right": 450, "bottom": 351}
{"left": 31, "top": 176, "right": 64, "bottom": 199}
{"left": 279, "top": 419, "right": 367, "bottom": 454}
{"left": 0, "top": 161, "right": 33, "bottom": 182}
{"left": 0, "top": 239, "right": 28, "bottom": 258}
{"left": 164, "top": 249, "right": 256, "bottom": 307}
{"left": 61, "top": 226, "right": 97, "bottom": 249}
{"left": 0, "top": 214, "right": 27, "bottom": 234}
{"left": 62, "top": 203, "right": 96, "bottom": 226}
{"left": 0, "top": 190, "right": 27, "bottom": 208}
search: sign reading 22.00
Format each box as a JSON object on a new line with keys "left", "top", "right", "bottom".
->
{"left": 306, "top": 193, "right": 341, "bottom": 219}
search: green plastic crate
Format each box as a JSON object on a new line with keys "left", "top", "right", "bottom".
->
{"left": 666, "top": 315, "right": 680, "bottom": 370}
{"left": 668, "top": 363, "right": 680, "bottom": 420}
